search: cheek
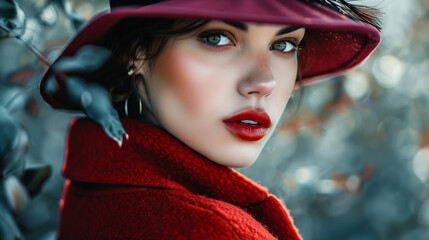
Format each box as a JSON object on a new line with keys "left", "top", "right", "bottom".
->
{"left": 150, "top": 42, "right": 233, "bottom": 119}
{"left": 156, "top": 52, "right": 203, "bottom": 109}
{"left": 270, "top": 54, "right": 298, "bottom": 83}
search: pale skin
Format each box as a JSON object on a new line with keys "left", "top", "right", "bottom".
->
{"left": 136, "top": 21, "right": 305, "bottom": 168}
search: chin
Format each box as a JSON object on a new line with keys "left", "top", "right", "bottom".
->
{"left": 198, "top": 133, "right": 272, "bottom": 168}
{"left": 207, "top": 147, "right": 261, "bottom": 168}
{"left": 229, "top": 160, "right": 257, "bottom": 168}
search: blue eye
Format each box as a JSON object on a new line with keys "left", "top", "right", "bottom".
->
{"left": 270, "top": 41, "right": 296, "bottom": 53}
{"left": 201, "top": 32, "right": 233, "bottom": 46}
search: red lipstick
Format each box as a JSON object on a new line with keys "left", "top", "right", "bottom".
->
{"left": 223, "top": 109, "right": 271, "bottom": 141}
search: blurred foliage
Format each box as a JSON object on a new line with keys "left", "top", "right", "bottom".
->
{"left": 0, "top": 0, "right": 428, "bottom": 239}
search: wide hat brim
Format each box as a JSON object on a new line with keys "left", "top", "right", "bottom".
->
{"left": 40, "top": 0, "right": 380, "bottom": 109}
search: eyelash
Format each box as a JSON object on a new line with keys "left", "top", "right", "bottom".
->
{"left": 197, "top": 29, "right": 300, "bottom": 56}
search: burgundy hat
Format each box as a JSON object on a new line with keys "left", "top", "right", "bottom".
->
{"left": 40, "top": 0, "right": 380, "bottom": 108}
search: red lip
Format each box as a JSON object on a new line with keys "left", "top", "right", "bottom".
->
{"left": 223, "top": 109, "right": 272, "bottom": 141}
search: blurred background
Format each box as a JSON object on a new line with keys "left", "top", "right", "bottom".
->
{"left": 0, "top": 0, "right": 428, "bottom": 239}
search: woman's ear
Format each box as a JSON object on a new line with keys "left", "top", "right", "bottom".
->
{"left": 127, "top": 58, "right": 157, "bottom": 115}
{"left": 127, "top": 60, "right": 146, "bottom": 94}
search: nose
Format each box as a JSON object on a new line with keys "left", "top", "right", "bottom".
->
{"left": 237, "top": 51, "right": 276, "bottom": 98}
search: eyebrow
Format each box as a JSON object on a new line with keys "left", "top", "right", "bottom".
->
{"left": 276, "top": 26, "right": 303, "bottom": 36}
{"left": 223, "top": 21, "right": 303, "bottom": 36}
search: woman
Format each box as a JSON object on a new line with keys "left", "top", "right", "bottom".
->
{"left": 40, "top": 0, "right": 381, "bottom": 239}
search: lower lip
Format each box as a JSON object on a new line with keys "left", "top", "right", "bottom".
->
{"left": 223, "top": 122, "right": 268, "bottom": 141}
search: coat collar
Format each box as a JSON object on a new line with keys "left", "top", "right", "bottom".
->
{"left": 64, "top": 118, "right": 301, "bottom": 239}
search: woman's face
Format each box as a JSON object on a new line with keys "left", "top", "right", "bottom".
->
{"left": 138, "top": 21, "right": 305, "bottom": 168}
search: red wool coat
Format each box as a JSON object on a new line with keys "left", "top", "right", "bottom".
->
{"left": 59, "top": 118, "right": 302, "bottom": 239}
